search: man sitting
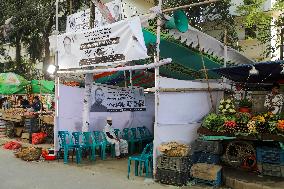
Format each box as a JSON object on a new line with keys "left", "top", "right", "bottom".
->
{"left": 104, "top": 117, "right": 128, "bottom": 159}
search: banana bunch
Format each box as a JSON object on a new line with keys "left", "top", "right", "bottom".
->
{"left": 159, "top": 142, "right": 189, "bottom": 157}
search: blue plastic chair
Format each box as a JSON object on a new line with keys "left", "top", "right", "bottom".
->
{"left": 58, "top": 131, "right": 80, "bottom": 164}
{"left": 93, "top": 131, "right": 107, "bottom": 160}
{"left": 142, "top": 126, "right": 153, "bottom": 141}
{"left": 82, "top": 132, "right": 96, "bottom": 161}
{"left": 102, "top": 132, "right": 116, "bottom": 159}
{"left": 129, "top": 128, "right": 143, "bottom": 154}
{"left": 127, "top": 143, "right": 153, "bottom": 179}
{"left": 122, "top": 128, "right": 130, "bottom": 141}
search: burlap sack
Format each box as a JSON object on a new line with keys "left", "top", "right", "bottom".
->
{"left": 190, "top": 163, "right": 222, "bottom": 181}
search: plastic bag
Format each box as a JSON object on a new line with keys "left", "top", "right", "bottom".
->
{"left": 32, "top": 132, "right": 47, "bottom": 145}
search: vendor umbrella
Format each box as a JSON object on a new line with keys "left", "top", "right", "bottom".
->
{"left": 31, "top": 80, "right": 55, "bottom": 94}
{"left": 0, "top": 73, "right": 29, "bottom": 94}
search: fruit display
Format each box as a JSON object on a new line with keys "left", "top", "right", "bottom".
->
{"left": 158, "top": 142, "right": 189, "bottom": 157}
{"left": 218, "top": 99, "right": 236, "bottom": 115}
{"left": 277, "top": 120, "right": 284, "bottom": 133}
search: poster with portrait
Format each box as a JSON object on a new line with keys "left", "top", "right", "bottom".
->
{"left": 57, "top": 17, "right": 148, "bottom": 69}
{"left": 90, "top": 85, "right": 146, "bottom": 112}
{"left": 66, "top": 0, "right": 121, "bottom": 33}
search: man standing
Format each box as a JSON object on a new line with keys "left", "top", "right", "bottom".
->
{"left": 104, "top": 117, "right": 128, "bottom": 159}
{"left": 32, "top": 96, "right": 42, "bottom": 112}
{"left": 90, "top": 87, "right": 108, "bottom": 112}
{"left": 264, "top": 83, "right": 284, "bottom": 114}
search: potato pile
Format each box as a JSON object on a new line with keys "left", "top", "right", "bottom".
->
{"left": 158, "top": 142, "right": 189, "bottom": 157}
{"left": 4, "top": 108, "right": 25, "bottom": 116}
{"left": 14, "top": 147, "right": 42, "bottom": 161}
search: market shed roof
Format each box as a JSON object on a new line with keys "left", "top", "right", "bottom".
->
{"left": 211, "top": 60, "right": 284, "bottom": 83}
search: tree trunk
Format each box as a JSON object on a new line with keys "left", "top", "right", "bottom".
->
{"left": 15, "top": 35, "right": 21, "bottom": 64}
{"left": 43, "top": 9, "right": 55, "bottom": 78}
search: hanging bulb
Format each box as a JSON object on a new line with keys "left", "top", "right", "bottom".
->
{"left": 281, "top": 64, "right": 284, "bottom": 74}
{"left": 249, "top": 66, "right": 259, "bottom": 75}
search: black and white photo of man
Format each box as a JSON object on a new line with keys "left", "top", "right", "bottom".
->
{"left": 60, "top": 36, "right": 77, "bottom": 68}
{"left": 112, "top": 4, "right": 120, "bottom": 21}
{"left": 90, "top": 87, "right": 108, "bottom": 112}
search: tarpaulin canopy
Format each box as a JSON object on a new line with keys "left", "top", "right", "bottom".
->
{"left": 211, "top": 60, "right": 284, "bottom": 83}
{"left": 31, "top": 80, "right": 54, "bottom": 94}
{"left": 0, "top": 73, "right": 29, "bottom": 94}
{"left": 95, "top": 29, "right": 225, "bottom": 88}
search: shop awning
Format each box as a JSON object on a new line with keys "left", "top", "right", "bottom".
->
{"left": 211, "top": 60, "right": 284, "bottom": 83}
{"left": 31, "top": 80, "right": 55, "bottom": 94}
{"left": 95, "top": 29, "right": 227, "bottom": 88}
{"left": 0, "top": 73, "right": 29, "bottom": 95}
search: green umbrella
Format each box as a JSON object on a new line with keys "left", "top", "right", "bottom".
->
{"left": 31, "top": 80, "right": 54, "bottom": 94}
{"left": 0, "top": 73, "right": 29, "bottom": 95}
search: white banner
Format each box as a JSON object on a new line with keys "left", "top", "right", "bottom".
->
{"left": 57, "top": 17, "right": 148, "bottom": 69}
{"left": 90, "top": 85, "right": 146, "bottom": 112}
{"left": 66, "top": 0, "right": 121, "bottom": 33}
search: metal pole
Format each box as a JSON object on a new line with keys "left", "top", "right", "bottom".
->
{"left": 54, "top": 0, "right": 59, "bottom": 153}
{"left": 153, "top": 0, "right": 162, "bottom": 178}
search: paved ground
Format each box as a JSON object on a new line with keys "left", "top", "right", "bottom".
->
{"left": 0, "top": 148, "right": 212, "bottom": 189}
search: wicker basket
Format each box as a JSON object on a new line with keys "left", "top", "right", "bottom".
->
{"left": 157, "top": 155, "right": 192, "bottom": 172}
{"left": 156, "top": 168, "right": 190, "bottom": 186}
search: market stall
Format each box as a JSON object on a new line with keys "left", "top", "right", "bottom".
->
{"left": 0, "top": 74, "right": 55, "bottom": 144}
{"left": 195, "top": 61, "right": 284, "bottom": 180}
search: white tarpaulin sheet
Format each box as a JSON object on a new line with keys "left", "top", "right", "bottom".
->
{"left": 57, "top": 17, "right": 148, "bottom": 69}
{"left": 56, "top": 85, "right": 154, "bottom": 142}
{"left": 90, "top": 85, "right": 146, "bottom": 112}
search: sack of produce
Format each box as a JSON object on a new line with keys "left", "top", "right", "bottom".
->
{"left": 32, "top": 132, "right": 47, "bottom": 145}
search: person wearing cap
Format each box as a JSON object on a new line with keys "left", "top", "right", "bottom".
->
{"left": 264, "top": 82, "right": 284, "bottom": 114}
{"left": 104, "top": 117, "right": 128, "bottom": 158}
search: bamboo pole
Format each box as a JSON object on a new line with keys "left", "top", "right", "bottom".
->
{"left": 57, "top": 58, "right": 172, "bottom": 74}
{"left": 153, "top": 0, "right": 163, "bottom": 178}
{"left": 162, "top": 0, "right": 220, "bottom": 13}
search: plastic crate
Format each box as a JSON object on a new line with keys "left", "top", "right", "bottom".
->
{"left": 157, "top": 155, "right": 192, "bottom": 172}
{"left": 156, "top": 168, "right": 190, "bottom": 186}
{"left": 257, "top": 162, "right": 284, "bottom": 177}
{"left": 191, "top": 140, "right": 223, "bottom": 155}
{"left": 192, "top": 152, "right": 220, "bottom": 164}
{"left": 256, "top": 147, "right": 284, "bottom": 165}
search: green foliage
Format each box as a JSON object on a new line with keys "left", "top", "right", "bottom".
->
{"left": 202, "top": 113, "right": 226, "bottom": 132}
{"left": 239, "top": 98, "right": 252, "bottom": 108}
{"left": 235, "top": 112, "right": 251, "bottom": 126}
{"left": 237, "top": 0, "right": 284, "bottom": 59}
{"left": 156, "top": 0, "right": 240, "bottom": 50}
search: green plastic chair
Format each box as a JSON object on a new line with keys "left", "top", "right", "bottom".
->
{"left": 127, "top": 143, "right": 153, "bottom": 179}
{"left": 122, "top": 128, "right": 130, "bottom": 141}
{"left": 82, "top": 132, "right": 97, "bottom": 161}
{"left": 93, "top": 131, "right": 107, "bottom": 160}
{"left": 102, "top": 132, "right": 116, "bottom": 159}
{"left": 114, "top": 128, "right": 120, "bottom": 138}
{"left": 142, "top": 126, "right": 153, "bottom": 141}
{"left": 129, "top": 128, "right": 143, "bottom": 154}
{"left": 58, "top": 131, "right": 80, "bottom": 164}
